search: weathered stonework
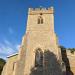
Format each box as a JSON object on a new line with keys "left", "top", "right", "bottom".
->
{"left": 1, "top": 7, "right": 75, "bottom": 75}
{"left": 1, "top": 54, "right": 18, "bottom": 75}
{"left": 66, "top": 50, "right": 75, "bottom": 74}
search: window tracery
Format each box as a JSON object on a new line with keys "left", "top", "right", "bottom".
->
{"left": 35, "top": 48, "right": 43, "bottom": 67}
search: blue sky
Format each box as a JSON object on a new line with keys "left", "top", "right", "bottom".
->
{"left": 0, "top": 0, "right": 75, "bottom": 59}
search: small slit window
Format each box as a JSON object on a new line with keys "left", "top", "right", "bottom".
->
{"left": 38, "top": 16, "right": 43, "bottom": 24}
{"left": 13, "top": 62, "right": 16, "bottom": 71}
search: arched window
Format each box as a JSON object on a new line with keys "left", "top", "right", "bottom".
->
{"left": 35, "top": 48, "right": 43, "bottom": 67}
{"left": 38, "top": 18, "right": 40, "bottom": 24}
{"left": 38, "top": 16, "right": 43, "bottom": 24}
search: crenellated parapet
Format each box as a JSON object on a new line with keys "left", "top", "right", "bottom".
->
{"left": 28, "top": 7, "right": 54, "bottom": 15}
{"left": 66, "top": 49, "right": 75, "bottom": 56}
{"left": 66, "top": 49, "right": 75, "bottom": 74}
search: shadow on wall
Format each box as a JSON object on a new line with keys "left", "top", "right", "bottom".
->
{"left": 60, "top": 46, "right": 74, "bottom": 75}
{"left": 30, "top": 50, "right": 63, "bottom": 75}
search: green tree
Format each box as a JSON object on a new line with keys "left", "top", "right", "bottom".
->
{"left": 0, "top": 58, "right": 6, "bottom": 75}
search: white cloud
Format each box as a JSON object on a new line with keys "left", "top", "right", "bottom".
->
{"left": 4, "top": 39, "right": 11, "bottom": 46}
{"left": 0, "top": 39, "right": 20, "bottom": 59}
{"left": 15, "top": 44, "right": 20, "bottom": 50}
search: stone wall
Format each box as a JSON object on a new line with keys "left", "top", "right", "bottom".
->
{"left": 61, "top": 47, "right": 75, "bottom": 75}
{"left": 66, "top": 50, "right": 75, "bottom": 75}
{"left": 1, "top": 54, "right": 18, "bottom": 75}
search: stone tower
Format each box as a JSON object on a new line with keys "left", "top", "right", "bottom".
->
{"left": 16, "top": 7, "right": 62, "bottom": 75}
{"left": 1, "top": 7, "right": 63, "bottom": 75}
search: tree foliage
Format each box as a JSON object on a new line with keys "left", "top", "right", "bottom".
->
{"left": 0, "top": 58, "right": 6, "bottom": 75}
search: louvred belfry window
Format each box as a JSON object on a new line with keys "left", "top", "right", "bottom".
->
{"left": 38, "top": 16, "right": 43, "bottom": 24}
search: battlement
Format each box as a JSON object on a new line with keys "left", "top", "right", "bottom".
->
{"left": 66, "top": 49, "right": 75, "bottom": 56}
{"left": 28, "top": 7, "right": 54, "bottom": 15}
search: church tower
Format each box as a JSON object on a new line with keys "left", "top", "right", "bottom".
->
{"left": 17, "top": 7, "right": 62, "bottom": 75}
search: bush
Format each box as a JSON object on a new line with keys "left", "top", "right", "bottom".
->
{"left": 0, "top": 58, "right": 6, "bottom": 75}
